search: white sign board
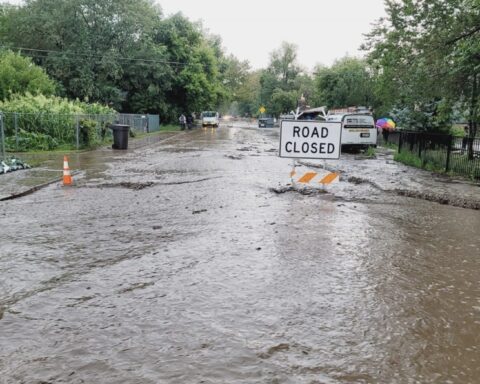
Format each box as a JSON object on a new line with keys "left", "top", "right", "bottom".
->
{"left": 279, "top": 120, "right": 342, "bottom": 159}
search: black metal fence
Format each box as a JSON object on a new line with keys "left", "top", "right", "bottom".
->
{"left": 395, "top": 131, "right": 480, "bottom": 179}
{"left": 378, "top": 131, "right": 400, "bottom": 146}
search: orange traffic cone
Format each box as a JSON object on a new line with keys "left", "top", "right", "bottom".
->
{"left": 63, "top": 155, "right": 72, "bottom": 186}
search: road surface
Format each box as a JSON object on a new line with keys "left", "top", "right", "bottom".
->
{"left": 1, "top": 124, "right": 479, "bottom": 383}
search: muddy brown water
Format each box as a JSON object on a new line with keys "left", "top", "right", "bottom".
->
{"left": 1, "top": 125, "right": 479, "bottom": 383}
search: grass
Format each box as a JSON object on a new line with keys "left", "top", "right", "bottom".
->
{"left": 365, "top": 146, "right": 377, "bottom": 157}
{"left": 395, "top": 148, "right": 480, "bottom": 180}
{"left": 394, "top": 150, "right": 423, "bottom": 168}
{"left": 382, "top": 141, "right": 398, "bottom": 150}
{"left": 159, "top": 124, "right": 182, "bottom": 132}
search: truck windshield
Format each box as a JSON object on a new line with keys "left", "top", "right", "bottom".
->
{"left": 202, "top": 112, "right": 217, "bottom": 117}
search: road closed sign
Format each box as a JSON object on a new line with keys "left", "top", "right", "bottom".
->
{"left": 279, "top": 120, "right": 342, "bottom": 159}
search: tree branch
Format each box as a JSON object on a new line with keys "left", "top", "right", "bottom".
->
{"left": 445, "top": 25, "right": 480, "bottom": 45}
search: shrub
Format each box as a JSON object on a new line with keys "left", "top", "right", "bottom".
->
{"left": 0, "top": 93, "right": 116, "bottom": 149}
{"left": 79, "top": 119, "right": 100, "bottom": 148}
{"left": 5, "top": 129, "right": 58, "bottom": 151}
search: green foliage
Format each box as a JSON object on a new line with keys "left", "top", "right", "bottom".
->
{"left": 0, "top": 1, "right": 230, "bottom": 120}
{"left": 395, "top": 148, "right": 447, "bottom": 173}
{"left": 364, "top": 0, "right": 480, "bottom": 131}
{"left": 269, "top": 42, "right": 301, "bottom": 87}
{"left": 159, "top": 124, "right": 181, "bottom": 132}
{"left": 235, "top": 70, "right": 261, "bottom": 117}
{"left": 270, "top": 89, "right": 297, "bottom": 117}
{"left": 313, "top": 57, "right": 374, "bottom": 109}
{"left": 394, "top": 150, "right": 423, "bottom": 168}
{"left": 0, "top": 93, "right": 116, "bottom": 149}
{"left": 79, "top": 119, "right": 99, "bottom": 148}
{"left": 5, "top": 129, "right": 58, "bottom": 151}
{"left": 255, "top": 42, "right": 312, "bottom": 116}
{"left": 365, "top": 146, "right": 377, "bottom": 158}
{"left": 0, "top": 50, "right": 56, "bottom": 100}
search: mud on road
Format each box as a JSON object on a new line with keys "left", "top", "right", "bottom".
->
{"left": 1, "top": 124, "right": 479, "bottom": 383}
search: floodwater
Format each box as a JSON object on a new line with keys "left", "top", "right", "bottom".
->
{"left": 1, "top": 124, "right": 479, "bottom": 383}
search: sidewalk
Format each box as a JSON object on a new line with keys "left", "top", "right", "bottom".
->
{"left": 0, "top": 131, "right": 179, "bottom": 201}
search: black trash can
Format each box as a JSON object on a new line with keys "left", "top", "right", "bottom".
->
{"left": 110, "top": 124, "right": 130, "bottom": 149}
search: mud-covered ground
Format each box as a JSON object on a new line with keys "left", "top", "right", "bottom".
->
{"left": 1, "top": 124, "right": 479, "bottom": 383}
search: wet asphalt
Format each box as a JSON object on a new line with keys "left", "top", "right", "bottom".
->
{"left": 0, "top": 123, "right": 479, "bottom": 383}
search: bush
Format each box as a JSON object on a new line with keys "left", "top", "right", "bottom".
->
{"left": 79, "top": 119, "right": 99, "bottom": 148}
{"left": 5, "top": 129, "right": 58, "bottom": 151}
{"left": 0, "top": 93, "right": 116, "bottom": 149}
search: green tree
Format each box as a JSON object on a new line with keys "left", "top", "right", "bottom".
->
{"left": 255, "top": 42, "right": 313, "bottom": 116}
{"left": 364, "top": 0, "right": 480, "bottom": 136}
{"left": 313, "top": 57, "right": 374, "bottom": 110}
{"left": 0, "top": 0, "right": 170, "bottom": 111}
{"left": 270, "top": 89, "right": 298, "bottom": 116}
{"left": 217, "top": 54, "right": 250, "bottom": 113}
{"left": 154, "top": 13, "right": 225, "bottom": 119}
{"left": 269, "top": 42, "right": 301, "bottom": 88}
{"left": 0, "top": 50, "right": 56, "bottom": 100}
{"left": 0, "top": 1, "right": 235, "bottom": 121}
{"left": 235, "top": 70, "right": 261, "bottom": 117}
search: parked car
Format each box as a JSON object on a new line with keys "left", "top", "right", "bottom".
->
{"left": 258, "top": 116, "right": 275, "bottom": 128}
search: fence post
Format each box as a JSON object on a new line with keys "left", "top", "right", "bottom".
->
{"left": 418, "top": 132, "right": 423, "bottom": 158}
{"left": 0, "top": 113, "right": 5, "bottom": 160}
{"left": 398, "top": 132, "right": 403, "bottom": 152}
{"left": 445, "top": 135, "right": 452, "bottom": 173}
{"left": 14, "top": 112, "right": 18, "bottom": 150}
{"left": 76, "top": 115, "right": 80, "bottom": 149}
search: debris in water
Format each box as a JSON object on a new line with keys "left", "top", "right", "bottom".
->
{"left": 225, "top": 154, "right": 244, "bottom": 160}
{"left": 0, "top": 157, "right": 31, "bottom": 174}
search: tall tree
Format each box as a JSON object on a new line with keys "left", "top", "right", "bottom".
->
{"left": 269, "top": 42, "right": 301, "bottom": 87}
{"left": 0, "top": 1, "right": 234, "bottom": 120}
{"left": 313, "top": 57, "right": 374, "bottom": 110}
{"left": 0, "top": 0, "right": 166, "bottom": 110}
{"left": 364, "top": 0, "right": 480, "bottom": 135}
{"left": 154, "top": 13, "right": 225, "bottom": 119}
{"left": 256, "top": 42, "right": 308, "bottom": 115}
{"left": 0, "top": 50, "right": 56, "bottom": 100}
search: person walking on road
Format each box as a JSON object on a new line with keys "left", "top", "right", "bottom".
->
{"left": 186, "top": 114, "right": 193, "bottom": 130}
{"left": 179, "top": 114, "right": 186, "bottom": 130}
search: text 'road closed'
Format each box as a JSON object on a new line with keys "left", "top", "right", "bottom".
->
{"left": 279, "top": 120, "right": 342, "bottom": 159}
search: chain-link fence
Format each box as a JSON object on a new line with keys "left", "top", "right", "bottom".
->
{"left": 0, "top": 112, "right": 160, "bottom": 152}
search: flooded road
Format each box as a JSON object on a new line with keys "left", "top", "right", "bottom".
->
{"left": 1, "top": 125, "right": 479, "bottom": 383}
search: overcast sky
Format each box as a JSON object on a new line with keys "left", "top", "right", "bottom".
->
{"left": 2, "top": 0, "right": 388, "bottom": 71}
{"left": 156, "top": 0, "right": 388, "bottom": 71}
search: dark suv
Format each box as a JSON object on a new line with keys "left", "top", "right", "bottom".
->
{"left": 258, "top": 117, "right": 275, "bottom": 128}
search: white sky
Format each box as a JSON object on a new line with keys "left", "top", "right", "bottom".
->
{"left": 156, "top": 0, "right": 388, "bottom": 71}
{"left": 2, "top": 0, "right": 388, "bottom": 71}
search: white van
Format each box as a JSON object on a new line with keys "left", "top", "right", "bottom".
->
{"left": 201, "top": 111, "right": 219, "bottom": 127}
{"left": 329, "top": 113, "right": 377, "bottom": 149}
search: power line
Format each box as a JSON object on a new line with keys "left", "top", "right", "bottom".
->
{"left": 0, "top": 45, "right": 191, "bottom": 67}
